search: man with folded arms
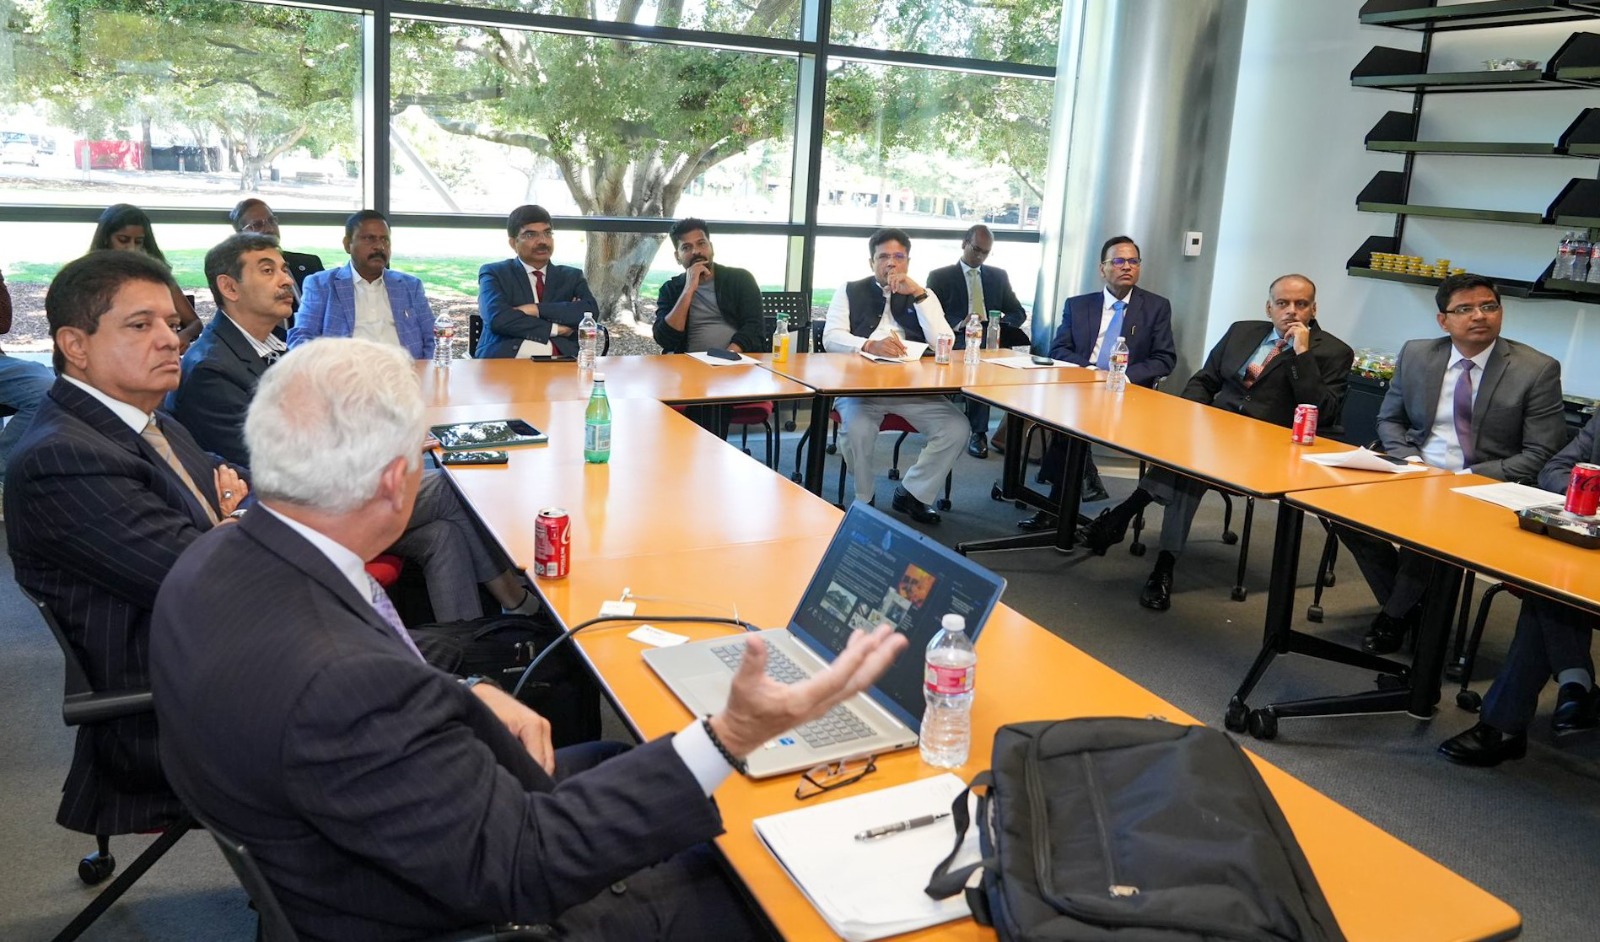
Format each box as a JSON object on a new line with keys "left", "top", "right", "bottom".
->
{"left": 476, "top": 204, "right": 599, "bottom": 359}
{"left": 824, "top": 228, "right": 966, "bottom": 525}
{"left": 150, "top": 337, "right": 908, "bottom": 940}
{"left": 1339, "top": 273, "right": 1565, "bottom": 654}
{"left": 1077, "top": 274, "right": 1351, "bottom": 612}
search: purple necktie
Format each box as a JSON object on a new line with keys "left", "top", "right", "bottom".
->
{"left": 1453, "top": 359, "right": 1475, "bottom": 468}
{"left": 367, "top": 573, "right": 426, "bottom": 662}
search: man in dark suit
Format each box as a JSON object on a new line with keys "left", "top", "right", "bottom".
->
{"left": 653, "top": 217, "right": 765, "bottom": 355}
{"left": 823, "top": 228, "right": 967, "bottom": 525}
{"left": 289, "top": 211, "right": 436, "bottom": 360}
{"left": 1016, "top": 236, "right": 1177, "bottom": 531}
{"left": 476, "top": 204, "right": 599, "bottom": 359}
{"left": 926, "top": 224, "right": 1029, "bottom": 458}
{"left": 1438, "top": 412, "right": 1600, "bottom": 766}
{"left": 228, "top": 198, "right": 324, "bottom": 303}
{"left": 1080, "top": 274, "right": 1352, "bottom": 612}
{"left": 150, "top": 338, "right": 907, "bottom": 940}
{"left": 5, "top": 251, "right": 249, "bottom": 840}
{"left": 1341, "top": 273, "right": 1566, "bottom": 654}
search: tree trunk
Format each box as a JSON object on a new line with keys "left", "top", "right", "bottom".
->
{"left": 140, "top": 116, "right": 153, "bottom": 171}
{"left": 240, "top": 153, "right": 262, "bottom": 192}
{"left": 584, "top": 231, "right": 665, "bottom": 323}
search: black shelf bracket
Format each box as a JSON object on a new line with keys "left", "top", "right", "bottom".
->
{"left": 1560, "top": 108, "right": 1600, "bottom": 154}
{"left": 1551, "top": 178, "right": 1600, "bottom": 227}
{"left": 1365, "top": 111, "right": 1419, "bottom": 146}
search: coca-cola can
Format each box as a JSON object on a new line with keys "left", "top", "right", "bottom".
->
{"left": 534, "top": 507, "right": 571, "bottom": 578}
{"left": 1291, "top": 404, "right": 1318, "bottom": 445}
{"left": 1565, "top": 463, "right": 1600, "bottom": 516}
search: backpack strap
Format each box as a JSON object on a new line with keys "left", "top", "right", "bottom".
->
{"left": 925, "top": 769, "right": 995, "bottom": 923}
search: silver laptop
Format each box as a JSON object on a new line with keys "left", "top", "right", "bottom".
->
{"left": 644, "top": 503, "right": 1006, "bottom": 778}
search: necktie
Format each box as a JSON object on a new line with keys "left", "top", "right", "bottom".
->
{"left": 1244, "top": 338, "right": 1289, "bottom": 388}
{"left": 966, "top": 268, "right": 985, "bottom": 318}
{"left": 366, "top": 573, "right": 426, "bottom": 662}
{"left": 1453, "top": 359, "right": 1476, "bottom": 467}
{"left": 1096, "top": 300, "right": 1128, "bottom": 370}
{"left": 141, "top": 418, "right": 219, "bottom": 526}
{"left": 533, "top": 269, "right": 545, "bottom": 303}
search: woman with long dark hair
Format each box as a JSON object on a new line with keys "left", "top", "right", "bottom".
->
{"left": 88, "top": 203, "right": 201, "bottom": 344}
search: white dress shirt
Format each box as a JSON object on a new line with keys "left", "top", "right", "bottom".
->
{"left": 823, "top": 281, "right": 952, "bottom": 354}
{"left": 1422, "top": 341, "right": 1495, "bottom": 472}
{"left": 62, "top": 374, "right": 151, "bottom": 434}
{"left": 1088, "top": 287, "right": 1131, "bottom": 365}
{"left": 222, "top": 313, "right": 287, "bottom": 360}
{"left": 349, "top": 266, "right": 402, "bottom": 350}
{"left": 515, "top": 262, "right": 554, "bottom": 359}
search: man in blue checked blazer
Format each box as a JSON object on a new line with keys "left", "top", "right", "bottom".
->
{"left": 289, "top": 210, "right": 436, "bottom": 360}
{"left": 6, "top": 251, "right": 250, "bottom": 839}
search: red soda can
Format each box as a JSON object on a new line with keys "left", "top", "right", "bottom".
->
{"left": 1565, "top": 463, "right": 1600, "bottom": 516}
{"left": 1291, "top": 404, "right": 1318, "bottom": 445}
{"left": 534, "top": 507, "right": 571, "bottom": 578}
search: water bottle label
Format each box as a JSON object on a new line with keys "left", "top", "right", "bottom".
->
{"left": 925, "top": 663, "right": 974, "bottom": 695}
{"left": 585, "top": 423, "right": 610, "bottom": 452}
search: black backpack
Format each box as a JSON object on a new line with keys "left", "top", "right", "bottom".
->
{"left": 409, "top": 615, "right": 602, "bottom": 748}
{"left": 926, "top": 718, "right": 1346, "bottom": 942}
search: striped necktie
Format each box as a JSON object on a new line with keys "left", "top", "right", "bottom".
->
{"left": 366, "top": 574, "right": 426, "bottom": 662}
{"left": 141, "top": 418, "right": 219, "bottom": 525}
{"left": 1244, "top": 338, "right": 1288, "bottom": 388}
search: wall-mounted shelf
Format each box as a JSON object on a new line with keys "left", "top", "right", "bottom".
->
{"left": 1356, "top": 170, "right": 1559, "bottom": 224}
{"left": 1363, "top": 109, "right": 1600, "bottom": 156}
{"left": 1360, "top": 0, "right": 1600, "bottom": 33}
{"left": 1351, "top": 34, "right": 1600, "bottom": 92}
{"left": 1346, "top": 237, "right": 1600, "bottom": 303}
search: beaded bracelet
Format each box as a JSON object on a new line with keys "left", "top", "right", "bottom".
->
{"left": 702, "top": 716, "right": 748, "bottom": 774}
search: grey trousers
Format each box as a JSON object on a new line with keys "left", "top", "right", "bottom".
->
{"left": 388, "top": 469, "right": 504, "bottom": 622}
{"left": 1140, "top": 467, "right": 1208, "bottom": 556}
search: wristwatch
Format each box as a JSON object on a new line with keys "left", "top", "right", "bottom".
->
{"left": 460, "top": 675, "right": 501, "bottom": 691}
{"left": 911, "top": 291, "right": 929, "bottom": 303}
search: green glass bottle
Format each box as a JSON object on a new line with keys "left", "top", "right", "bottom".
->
{"left": 584, "top": 374, "right": 611, "bottom": 464}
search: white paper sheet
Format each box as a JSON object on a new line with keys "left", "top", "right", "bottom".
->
{"left": 686, "top": 351, "right": 759, "bottom": 366}
{"left": 858, "top": 340, "right": 929, "bottom": 363}
{"left": 1300, "top": 448, "right": 1430, "bottom": 473}
{"left": 1452, "top": 481, "right": 1566, "bottom": 512}
{"left": 990, "top": 354, "right": 1073, "bottom": 370}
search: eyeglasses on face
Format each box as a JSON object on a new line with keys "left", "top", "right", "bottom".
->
{"left": 874, "top": 252, "right": 908, "bottom": 264}
{"left": 1104, "top": 257, "right": 1141, "bottom": 268}
{"left": 241, "top": 217, "right": 277, "bottom": 231}
{"left": 795, "top": 755, "right": 878, "bottom": 800}
{"left": 1445, "top": 301, "right": 1501, "bottom": 317}
{"left": 516, "top": 228, "right": 554, "bottom": 241}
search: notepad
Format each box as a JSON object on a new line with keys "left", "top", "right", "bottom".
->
{"left": 753, "top": 773, "right": 979, "bottom": 942}
{"left": 687, "top": 351, "right": 759, "bottom": 366}
{"left": 858, "top": 340, "right": 928, "bottom": 363}
{"left": 1453, "top": 481, "right": 1566, "bottom": 512}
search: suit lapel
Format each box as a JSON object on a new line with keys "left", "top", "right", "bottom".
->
{"left": 1472, "top": 341, "right": 1510, "bottom": 441}
{"left": 510, "top": 260, "right": 535, "bottom": 306}
{"left": 212, "top": 315, "right": 270, "bottom": 381}
{"left": 1222, "top": 322, "right": 1274, "bottom": 378}
{"left": 240, "top": 508, "right": 403, "bottom": 647}
{"left": 1418, "top": 338, "right": 1450, "bottom": 429}
{"left": 1076, "top": 295, "right": 1104, "bottom": 352}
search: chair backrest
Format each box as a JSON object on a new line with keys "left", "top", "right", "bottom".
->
{"left": 596, "top": 322, "right": 611, "bottom": 357}
{"left": 21, "top": 589, "right": 152, "bottom": 727}
{"left": 195, "top": 813, "right": 302, "bottom": 942}
{"left": 469, "top": 313, "right": 484, "bottom": 357}
{"left": 760, "top": 291, "right": 810, "bottom": 352}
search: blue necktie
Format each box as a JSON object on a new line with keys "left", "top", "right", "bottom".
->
{"left": 1096, "top": 300, "right": 1127, "bottom": 370}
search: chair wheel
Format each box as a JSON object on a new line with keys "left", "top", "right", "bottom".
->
{"left": 1221, "top": 531, "right": 1239, "bottom": 546}
{"left": 887, "top": 469, "right": 901, "bottom": 481}
{"left": 937, "top": 499, "right": 951, "bottom": 511}
{"left": 783, "top": 421, "right": 796, "bottom": 432}
{"left": 1306, "top": 604, "right": 1324, "bottom": 623}
{"left": 79, "top": 852, "right": 116, "bottom": 886}
{"left": 1128, "top": 542, "right": 1146, "bottom": 558}
{"left": 790, "top": 472, "right": 803, "bottom": 483}
{"left": 1224, "top": 699, "right": 1248, "bottom": 733}
{"left": 825, "top": 444, "right": 837, "bottom": 455}
{"left": 1230, "top": 586, "right": 1248, "bottom": 602}
{"left": 1323, "top": 572, "right": 1336, "bottom": 587}
{"left": 742, "top": 448, "right": 751, "bottom": 456}
{"left": 1456, "top": 690, "right": 1483, "bottom": 712}
{"left": 1247, "top": 708, "right": 1278, "bottom": 740}
{"left": 991, "top": 484, "right": 1005, "bottom": 502}
{"left": 1375, "top": 672, "right": 1409, "bottom": 691}
{"left": 1013, "top": 500, "right": 1027, "bottom": 510}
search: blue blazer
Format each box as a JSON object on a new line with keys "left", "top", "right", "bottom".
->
{"left": 925, "top": 263, "right": 1027, "bottom": 340}
{"left": 1049, "top": 287, "right": 1175, "bottom": 388}
{"left": 476, "top": 258, "right": 599, "bottom": 359}
{"left": 289, "top": 264, "right": 436, "bottom": 360}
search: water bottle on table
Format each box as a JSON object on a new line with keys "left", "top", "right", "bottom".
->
{"left": 433, "top": 321, "right": 455, "bottom": 368}
{"left": 921, "top": 613, "right": 976, "bottom": 769}
{"left": 584, "top": 374, "right": 611, "bottom": 464}
{"left": 577, "top": 312, "right": 598, "bottom": 372}
{"left": 984, "top": 310, "right": 1001, "bottom": 351}
{"left": 1106, "top": 336, "right": 1130, "bottom": 394}
{"left": 963, "top": 314, "right": 982, "bottom": 365}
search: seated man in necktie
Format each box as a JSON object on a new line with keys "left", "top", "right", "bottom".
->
{"left": 1339, "top": 273, "right": 1565, "bottom": 654}
{"left": 150, "top": 337, "right": 908, "bottom": 940}
{"left": 476, "top": 205, "right": 599, "bottom": 359}
{"left": 925, "top": 224, "right": 1030, "bottom": 459}
{"left": 289, "top": 210, "right": 436, "bottom": 360}
{"left": 1079, "top": 274, "right": 1352, "bottom": 612}
{"left": 823, "top": 228, "right": 967, "bottom": 525}
{"left": 171, "top": 233, "right": 539, "bottom": 624}
{"left": 4, "top": 250, "right": 249, "bottom": 844}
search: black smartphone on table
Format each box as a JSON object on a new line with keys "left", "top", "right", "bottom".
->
{"left": 441, "top": 450, "right": 510, "bottom": 466}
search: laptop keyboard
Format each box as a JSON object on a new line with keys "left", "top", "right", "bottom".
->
{"left": 710, "top": 643, "right": 877, "bottom": 747}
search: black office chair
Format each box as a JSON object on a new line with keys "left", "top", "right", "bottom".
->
{"left": 760, "top": 291, "right": 811, "bottom": 431}
{"left": 195, "top": 810, "right": 553, "bottom": 942}
{"left": 24, "top": 591, "right": 197, "bottom": 942}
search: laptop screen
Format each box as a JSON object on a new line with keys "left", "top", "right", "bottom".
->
{"left": 788, "top": 503, "right": 1006, "bottom": 731}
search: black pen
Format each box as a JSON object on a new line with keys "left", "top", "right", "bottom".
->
{"left": 854, "top": 811, "right": 951, "bottom": 842}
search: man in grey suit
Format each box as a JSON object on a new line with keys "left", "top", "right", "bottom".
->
{"left": 1341, "top": 273, "right": 1567, "bottom": 654}
{"left": 150, "top": 338, "right": 908, "bottom": 940}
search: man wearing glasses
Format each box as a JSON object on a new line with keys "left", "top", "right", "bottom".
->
{"left": 823, "top": 228, "right": 965, "bottom": 525}
{"left": 1018, "top": 235, "right": 1175, "bottom": 530}
{"left": 228, "top": 199, "right": 324, "bottom": 307}
{"left": 477, "top": 204, "right": 600, "bottom": 358}
{"left": 1340, "top": 273, "right": 1565, "bottom": 654}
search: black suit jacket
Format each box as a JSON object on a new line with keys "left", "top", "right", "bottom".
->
{"left": 5, "top": 379, "right": 221, "bottom": 834}
{"left": 166, "top": 313, "right": 270, "bottom": 465}
{"left": 1183, "top": 320, "right": 1354, "bottom": 428}
{"left": 653, "top": 263, "right": 765, "bottom": 353}
{"left": 1376, "top": 336, "right": 1565, "bottom": 483}
{"left": 1541, "top": 411, "right": 1598, "bottom": 493}
{"left": 151, "top": 509, "right": 724, "bottom": 941}
{"left": 925, "top": 263, "right": 1027, "bottom": 342}
{"left": 476, "top": 258, "right": 599, "bottom": 358}
{"left": 1050, "top": 287, "right": 1176, "bottom": 388}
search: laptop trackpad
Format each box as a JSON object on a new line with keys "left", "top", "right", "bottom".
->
{"left": 681, "top": 675, "right": 733, "bottom": 715}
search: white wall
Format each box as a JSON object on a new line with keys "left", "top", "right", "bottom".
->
{"left": 1209, "top": 0, "right": 1600, "bottom": 398}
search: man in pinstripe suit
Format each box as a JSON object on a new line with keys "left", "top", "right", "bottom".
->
{"left": 150, "top": 339, "right": 908, "bottom": 941}
{"left": 5, "top": 251, "right": 249, "bottom": 838}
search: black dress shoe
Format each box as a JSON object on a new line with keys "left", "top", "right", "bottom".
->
{"left": 1138, "top": 567, "right": 1172, "bottom": 611}
{"left": 1552, "top": 682, "right": 1599, "bottom": 735}
{"left": 1438, "top": 723, "right": 1527, "bottom": 767}
{"left": 1078, "top": 508, "right": 1130, "bottom": 556}
{"left": 1017, "top": 511, "right": 1058, "bottom": 532}
{"left": 891, "top": 486, "right": 941, "bottom": 524}
{"left": 967, "top": 432, "right": 989, "bottom": 459}
{"left": 1361, "top": 610, "right": 1414, "bottom": 655}
{"left": 1081, "top": 481, "right": 1110, "bottom": 503}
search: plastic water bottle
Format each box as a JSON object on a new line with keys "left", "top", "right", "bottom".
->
{"left": 984, "top": 310, "right": 1001, "bottom": 350}
{"left": 773, "top": 313, "right": 790, "bottom": 362}
{"left": 433, "top": 321, "right": 454, "bottom": 369}
{"left": 583, "top": 374, "right": 611, "bottom": 464}
{"left": 1106, "top": 336, "right": 1130, "bottom": 394}
{"left": 921, "top": 613, "right": 976, "bottom": 769}
{"left": 577, "top": 312, "right": 598, "bottom": 372}
{"left": 1572, "top": 233, "right": 1592, "bottom": 282}
{"left": 1553, "top": 231, "right": 1576, "bottom": 281}
{"left": 963, "top": 314, "right": 982, "bottom": 365}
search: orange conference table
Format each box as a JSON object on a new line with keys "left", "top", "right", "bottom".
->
{"left": 751, "top": 351, "right": 1099, "bottom": 494}
{"left": 958, "top": 382, "right": 1452, "bottom": 735}
{"left": 418, "top": 354, "right": 815, "bottom": 408}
